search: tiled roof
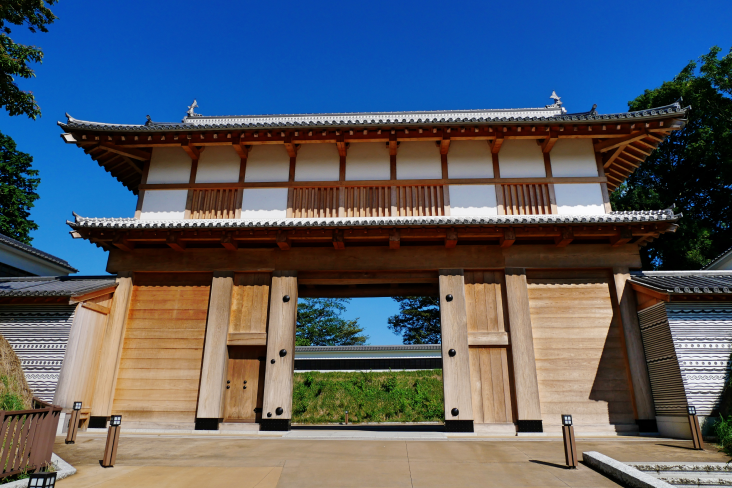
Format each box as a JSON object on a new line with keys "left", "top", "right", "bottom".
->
{"left": 58, "top": 102, "right": 687, "bottom": 132}
{"left": 630, "top": 271, "right": 732, "bottom": 295}
{"left": 703, "top": 245, "right": 732, "bottom": 270}
{"left": 295, "top": 345, "right": 441, "bottom": 352}
{"left": 0, "top": 276, "right": 117, "bottom": 297}
{"left": 67, "top": 210, "right": 679, "bottom": 231}
{"left": 0, "top": 234, "right": 78, "bottom": 273}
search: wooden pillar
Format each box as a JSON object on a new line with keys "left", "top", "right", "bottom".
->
{"left": 438, "top": 269, "right": 474, "bottom": 432}
{"left": 196, "top": 272, "right": 235, "bottom": 427}
{"left": 504, "top": 268, "right": 543, "bottom": 432}
{"left": 261, "top": 272, "right": 298, "bottom": 431}
{"left": 90, "top": 273, "right": 133, "bottom": 421}
{"left": 613, "top": 267, "right": 656, "bottom": 426}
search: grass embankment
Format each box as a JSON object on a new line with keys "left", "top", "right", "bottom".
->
{"left": 292, "top": 370, "right": 444, "bottom": 424}
{"left": 0, "top": 334, "right": 33, "bottom": 410}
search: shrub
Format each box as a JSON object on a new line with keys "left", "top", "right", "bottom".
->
{"left": 716, "top": 415, "right": 732, "bottom": 456}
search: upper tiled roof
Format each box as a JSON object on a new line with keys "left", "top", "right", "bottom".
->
{"left": 0, "top": 234, "right": 78, "bottom": 273}
{"left": 58, "top": 101, "right": 687, "bottom": 132}
{"left": 630, "top": 271, "right": 732, "bottom": 295}
{"left": 703, "top": 246, "right": 732, "bottom": 270}
{"left": 0, "top": 276, "right": 117, "bottom": 297}
{"left": 67, "top": 210, "right": 679, "bottom": 231}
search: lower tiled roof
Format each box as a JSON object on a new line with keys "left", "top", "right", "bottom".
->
{"left": 630, "top": 271, "right": 732, "bottom": 295}
{"left": 0, "top": 234, "right": 78, "bottom": 273}
{"left": 0, "top": 276, "right": 117, "bottom": 297}
{"left": 68, "top": 210, "right": 678, "bottom": 230}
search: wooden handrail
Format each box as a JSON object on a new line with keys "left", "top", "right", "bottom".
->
{"left": 0, "top": 402, "right": 61, "bottom": 480}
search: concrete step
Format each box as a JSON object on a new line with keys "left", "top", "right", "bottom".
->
{"left": 628, "top": 462, "right": 732, "bottom": 487}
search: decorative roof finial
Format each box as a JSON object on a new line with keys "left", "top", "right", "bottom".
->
{"left": 145, "top": 115, "right": 153, "bottom": 126}
{"left": 187, "top": 100, "right": 199, "bottom": 117}
{"left": 590, "top": 104, "right": 598, "bottom": 115}
{"left": 545, "top": 91, "right": 562, "bottom": 109}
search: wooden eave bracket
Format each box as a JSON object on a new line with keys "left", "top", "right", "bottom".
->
{"left": 610, "top": 228, "right": 633, "bottom": 247}
{"left": 61, "top": 133, "right": 77, "bottom": 143}
{"left": 594, "top": 130, "right": 648, "bottom": 153}
{"left": 540, "top": 132, "right": 558, "bottom": 153}
{"left": 554, "top": 227, "right": 573, "bottom": 247}
{"left": 488, "top": 134, "right": 504, "bottom": 154}
{"left": 333, "top": 229, "right": 345, "bottom": 250}
{"left": 276, "top": 230, "right": 291, "bottom": 250}
{"left": 499, "top": 227, "right": 515, "bottom": 247}
{"left": 232, "top": 142, "right": 248, "bottom": 158}
{"left": 166, "top": 233, "right": 186, "bottom": 251}
{"left": 439, "top": 136, "right": 451, "bottom": 155}
{"left": 81, "top": 301, "right": 111, "bottom": 315}
{"left": 69, "top": 285, "right": 118, "bottom": 305}
{"left": 389, "top": 229, "right": 400, "bottom": 250}
{"left": 181, "top": 140, "right": 200, "bottom": 160}
{"left": 221, "top": 234, "right": 238, "bottom": 251}
{"left": 445, "top": 228, "right": 458, "bottom": 248}
{"left": 99, "top": 142, "right": 151, "bottom": 161}
{"left": 112, "top": 235, "right": 134, "bottom": 252}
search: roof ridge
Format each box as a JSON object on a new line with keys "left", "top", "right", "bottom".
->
{"left": 0, "top": 233, "right": 78, "bottom": 273}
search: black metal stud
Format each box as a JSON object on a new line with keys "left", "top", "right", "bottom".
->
{"left": 267, "top": 412, "right": 272, "bottom": 417}
{"left": 271, "top": 359, "right": 275, "bottom": 364}
{"left": 279, "top": 349, "right": 287, "bottom": 357}
{"left": 283, "top": 295, "right": 290, "bottom": 302}
{"left": 446, "top": 294, "right": 453, "bottom": 302}
{"left": 448, "top": 349, "right": 456, "bottom": 357}
{"left": 276, "top": 407, "right": 283, "bottom": 415}
{"left": 451, "top": 408, "right": 459, "bottom": 416}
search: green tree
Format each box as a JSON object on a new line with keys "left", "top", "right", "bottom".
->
{"left": 1, "top": 0, "right": 58, "bottom": 119}
{"left": 388, "top": 296, "right": 441, "bottom": 344}
{"left": 0, "top": 131, "right": 39, "bottom": 243}
{"left": 611, "top": 46, "right": 732, "bottom": 269}
{"left": 296, "top": 298, "right": 368, "bottom": 346}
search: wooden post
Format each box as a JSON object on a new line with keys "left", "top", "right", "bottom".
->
{"left": 562, "top": 417, "right": 578, "bottom": 468}
{"left": 613, "top": 267, "right": 656, "bottom": 428}
{"left": 90, "top": 273, "right": 133, "bottom": 422}
{"left": 504, "top": 268, "right": 543, "bottom": 432}
{"left": 100, "top": 416, "right": 121, "bottom": 468}
{"left": 438, "top": 269, "right": 474, "bottom": 432}
{"left": 261, "top": 272, "right": 298, "bottom": 431}
{"left": 64, "top": 403, "right": 81, "bottom": 444}
{"left": 196, "top": 272, "right": 235, "bottom": 428}
{"left": 688, "top": 406, "right": 704, "bottom": 450}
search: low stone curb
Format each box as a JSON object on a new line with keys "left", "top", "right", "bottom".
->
{"left": 0, "top": 454, "right": 76, "bottom": 488}
{"left": 582, "top": 451, "right": 672, "bottom": 488}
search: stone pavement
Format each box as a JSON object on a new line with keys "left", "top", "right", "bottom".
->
{"left": 54, "top": 430, "right": 729, "bottom": 488}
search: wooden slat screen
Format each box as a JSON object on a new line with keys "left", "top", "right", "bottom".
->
{"left": 343, "top": 186, "right": 391, "bottom": 218}
{"left": 190, "top": 188, "right": 241, "bottom": 219}
{"left": 393, "top": 185, "right": 445, "bottom": 217}
{"left": 292, "top": 187, "right": 339, "bottom": 218}
{"left": 501, "top": 184, "right": 551, "bottom": 215}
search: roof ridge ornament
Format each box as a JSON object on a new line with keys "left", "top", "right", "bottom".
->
{"left": 186, "top": 99, "right": 199, "bottom": 118}
{"left": 546, "top": 91, "right": 562, "bottom": 109}
{"left": 145, "top": 115, "right": 153, "bottom": 126}
{"left": 590, "top": 104, "right": 598, "bottom": 115}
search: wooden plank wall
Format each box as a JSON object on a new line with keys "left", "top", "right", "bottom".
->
{"left": 527, "top": 270, "right": 636, "bottom": 432}
{"left": 228, "top": 273, "right": 271, "bottom": 345}
{"left": 464, "top": 271, "right": 513, "bottom": 424}
{"left": 112, "top": 273, "right": 212, "bottom": 427}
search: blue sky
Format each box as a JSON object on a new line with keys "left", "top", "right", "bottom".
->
{"left": 1, "top": 0, "right": 730, "bottom": 344}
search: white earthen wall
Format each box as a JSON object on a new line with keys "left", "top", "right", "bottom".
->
{"left": 241, "top": 188, "right": 288, "bottom": 219}
{"left": 295, "top": 144, "right": 340, "bottom": 181}
{"left": 498, "top": 140, "right": 546, "bottom": 178}
{"left": 195, "top": 146, "right": 240, "bottom": 183}
{"left": 245, "top": 145, "right": 290, "bottom": 182}
{"left": 447, "top": 141, "right": 493, "bottom": 178}
{"left": 346, "top": 143, "right": 390, "bottom": 180}
{"left": 140, "top": 190, "right": 188, "bottom": 219}
{"left": 397, "top": 142, "right": 441, "bottom": 180}
{"left": 554, "top": 183, "right": 605, "bottom": 215}
{"left": 550, "top": 139, "right": 598, "bottom": 177}
{"left": 147, "top": 147, "right": 192, "bottom": 184}
{"left": 448, "top": 185, "right": 497, "bottom": 216}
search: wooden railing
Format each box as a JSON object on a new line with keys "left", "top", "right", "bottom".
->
{"left": 0, "top": 400, "right": 61, "bottom": 479}
{"left": 499, "top": 183, "right": 553, "bottom": 215}
{"left": 291, "top": 185, "right": 447, "bottom": 218}
{"left": 189, "top": 188, "right": 242, "bottom": 219}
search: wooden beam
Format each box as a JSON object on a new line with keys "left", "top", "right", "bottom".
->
{"left": 81, "top": 301, "right": 111, "bottom": 315}
{"left": 610, "top": 228, "right": 633, "bottom": 247}
{"left": 181, "top": 140, "right": 200, "bottom": 160}
{"left": 540, "top": 133, "right": 558, "bottom": 153}
{"left": 554, "top": 227, "right": 573, "bottom": 247}
{"left": 445, "top": 228, "right": 458, "bottom": 249}
{"left": 166, "top": 234, "right": 186, "bottom": 251}
{"left": 389, "top": 229, "right": 400, "bottom": 250}
{"left": 227, "top": 332, "right": 267, "bottom": 346}
{"left": 467, "top": 331, "right": 509, "bottom": 346}
{"left": 489, "top": 134, "right": 504, "bottom": 154}
{"left": 276, "top": 231, "right": 291, "bottom": 250}
{"left": 333, "top": 229, "right": 345, "bottom": 250}
{"left": 112, "top": 235, "right": 134, "bottom": 252}
{"left": 221, "top": 234, "right": 238, "bottom": 251}
{"left": 439, "top": 135, "right": 451, "bottom": 155}
{"left": 594, "top": 131, "right": 647, "bottom": 153}
{"left": 232, "top": 142, "right": 248, "bottom": 158}
{"left": 603, "top": 146, "right": 626, "bottom": 169}
{"left": 99, "top": 142, "right": 151, "bottom": 161}
{"left": 297, "top": 271, "right": 437, "bottom": 285}
{"left": 68, "top": 285, "right": 118, "bottom": 304}
{"left": 499, "top": 228, "right": 516, "bottom": 247}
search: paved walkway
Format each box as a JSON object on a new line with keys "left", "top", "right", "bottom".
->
{"left": 54, "top": 431, "right": 729, "bottom": 488}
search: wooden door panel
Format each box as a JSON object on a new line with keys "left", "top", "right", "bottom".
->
{"left": 224, "top": 346, "right": 266, "bottom": 422}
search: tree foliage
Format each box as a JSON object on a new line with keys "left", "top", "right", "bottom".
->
{"left": 0, "top": 0, "right": 58, "bottom": 119}
{"left": 0, "top": 130, "right": 39, "bottom": 244}
{"left": 611, "top": 46, "right": 732, "bottom": 269}
{"left": 296, "top": 298, "right": 368, "bottom": 346}
{"left": 388, "top": 296, "right": 441, "bottom": 344}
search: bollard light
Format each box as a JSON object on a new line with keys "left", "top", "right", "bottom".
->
{"left": 561, "top": 414, "right": 577, "bottom": 469}
{"left": 345, "top": 410, "right": 349, "bottom": 425}
{"left": 28, "top": 471, "right": 57, "bottom": 488}
{"left": 100, "top": 415, "right": 122, "bottom": 468}
{"left": 65, "top": 401, "right": 82, "bottom": 444}
{"left": 687, "top": 405, "right": 704, "bottom": 450}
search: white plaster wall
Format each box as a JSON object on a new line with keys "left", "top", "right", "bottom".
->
{"left": 241, "top": 188, "right": 288, "bottom": 219}
{"left": 447, "top": 141, "right": 493, "bottom": 178}
{"left": 397, "top": 142, "right": 441, "bottom": 180}
{"left": 449, "top": 185, "right": 497, "bottom": 216}
{"left": 554, "top": 184, "right": 606, "bottom": 215}
{"left": 245, "top": 145, "right": 290, "bottom": 182}
{"left": 346, "top": 143, "right": 390, "bottom": 180}
{"left": 656, "top": 415, "right": 692, "bottom": 440}
{"left": 140, "top": 190, "right": 188, "bottom": 220}
{"left": 147, "top": 147, "right": 192, "bottom": 184}
{"left": 498, "top": 140, "right": 546, "bottom": 178}
{"left": 195, "top": 146, "right": 240, "bottom": 183}
{"left": 550, "top": 139, "right": 598, "bottom": 177}
{"left": 295, "top": 144, "right": 340, "bottom": 181}
{"left": 0, "top": 245, "right": 74, "bottom": 276}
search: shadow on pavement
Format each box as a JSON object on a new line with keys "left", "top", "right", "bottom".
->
{"left": 291, "top": 424, "right": 445, "bottom": 432}
{"left": 529, "top": 460, "right": 570, "bottom": 470}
